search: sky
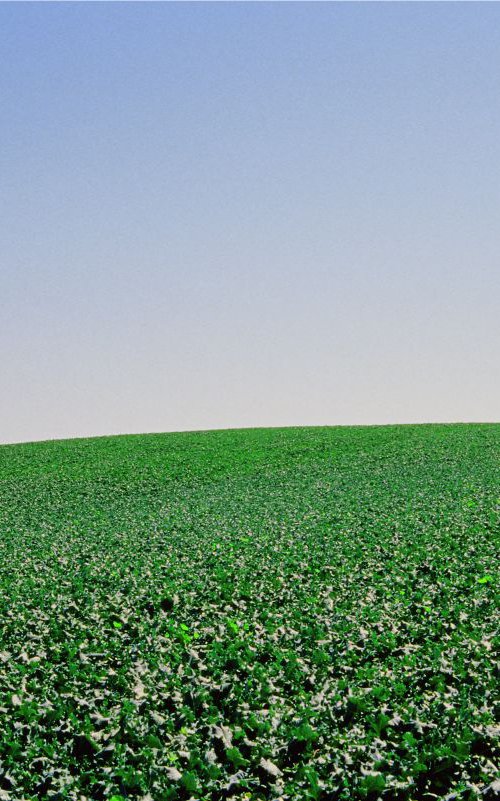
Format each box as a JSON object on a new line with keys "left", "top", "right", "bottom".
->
{"left": 1, "top": 2, "right": 499, "bottom": 444}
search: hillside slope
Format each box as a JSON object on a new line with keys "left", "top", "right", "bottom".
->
{"left": 0, "top": 424, "right": 498, "bottom": 800}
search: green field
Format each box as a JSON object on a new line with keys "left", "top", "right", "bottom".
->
{"left": 0, "top": 424, "right": 498, "bottom": 801}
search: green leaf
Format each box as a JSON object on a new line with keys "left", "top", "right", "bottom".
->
{"left": 360, "top": 773, "right": 386, "bottom": 796}
{"left": 181, "top": 771, "right": 199, "bottom": 794}
{"left": 226, "top": 746, "right": 249, "bottom": 768}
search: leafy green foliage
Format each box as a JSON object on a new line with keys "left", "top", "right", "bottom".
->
{"left": 0, "top": 424, "right": 498, "bottom": 800}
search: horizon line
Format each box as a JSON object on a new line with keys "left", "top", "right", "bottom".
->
{"left": 1, "top": 419, "right": 499, "bottom": 449}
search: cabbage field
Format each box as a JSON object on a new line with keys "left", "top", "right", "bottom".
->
{"left": 0, "top": 424, "right": 498, "bottom": 801}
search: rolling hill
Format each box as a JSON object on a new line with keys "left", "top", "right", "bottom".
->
{"left": 0, "top": 424, "right": 498, "bottom": 800}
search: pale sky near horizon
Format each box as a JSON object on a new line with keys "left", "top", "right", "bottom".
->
{"left": 1, "top": 2, "right": 499, "bottom": 445}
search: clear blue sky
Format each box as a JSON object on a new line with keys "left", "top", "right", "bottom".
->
{"left": 2, "top": 2, "right": 499, "bottom": 443}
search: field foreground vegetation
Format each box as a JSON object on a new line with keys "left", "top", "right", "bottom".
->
{"left": 0, "top": 424, "right": 498, "bottom": 801}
